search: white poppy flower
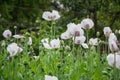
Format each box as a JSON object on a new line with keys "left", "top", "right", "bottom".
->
{"left": 41, "top": 38, "right": 60, "bottom": 49}
{"left": 27, "top": 37, "right": 32, "bottom": 45}
{"left": 81, "top": 43, "right": 89, "bottom": 49}
{"left": 7, "top": 43, "right": 23, "bottom": 57}
{"left": 103, "top": 27, "right": 112, "bottom": 36}
{"left": 50, "top": 38, "right": 60, "bottom": 49}
{"left": 13, "top": 35, "right": 24, "bottom": 39}
{"left": 81, "top": 18, "right": 94, "bottom": 29}
{"left": 33, "top": 56, "right": 39, "bottom": 60}
{"left": 3, "top": 30, "right": 12, "bottom": 38}
{"left": 67, "top": 23, "right": 84, "bottom": 36}
{"left": 74, "top": 36, "right": 86, "bottom": 44}
{"left": 109, "top": 40, "right": 119, "bottom": 52}
{"left": 45, "top": 75, "right": 58, "bottom": 80}
{"left": 107, "top": 53, "right": 120, "bottom": 69}
{"left": 60, "top": 31, "right": 72, "bottom": 39}
{"left": 89, "top": 38, "right": 98, "bottom": 46}
{"left": 41, "top": 38, "right": 49, "bottom": 43}
{"left": 42, "top": 10, "right": 60, "bottom": 21}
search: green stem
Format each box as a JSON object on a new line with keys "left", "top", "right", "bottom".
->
{"left": 12, "top": 57, "right": 15, "bottom": 80}
{"left": 8, "top": 58, "right": 10, "bottom": 80}
{"left": 51, "top": 21, "right": 56, "bottom": 38}
{"left": 105, "top": 36, "right": 108, "bottom": 54}
{"left": 86, "top": 29, "right": 89, "bottom": 44}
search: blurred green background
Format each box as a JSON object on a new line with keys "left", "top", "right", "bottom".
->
{"left": 0, "top": 0, "right": 120, "bottom": 39}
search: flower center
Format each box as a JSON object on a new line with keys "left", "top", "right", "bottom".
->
{"left": 77, "top": 40, "right": 81, "bottom": 44}
{"left": 75, "top": 31, "right": 80, "bottom": 36}
{"left": 7, "top": 34, "right": 10, "bottom": 37}
{"left": 85, "top": 24, "right": 90, "bottom": 28}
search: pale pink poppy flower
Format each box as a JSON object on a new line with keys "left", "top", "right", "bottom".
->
{"left": 103, "top": 27, "right": 112, "bottom": 37}
{"left": 3, "top": 30, "right": 12, "bottom": 38}
{"left": 74, "top": 36, "right": 86, "bottom": 44}
{"left": 89, "top": 38, "right": 98, "bottom": 46}
{"left": 109, "top": 33, "right": 118, "bottom": 44}
{"left": 81, "top": 18, "right": 94, "bottom": 29}
{"left": 41, "top": 38, "right": 60, "bottom": 49}
{"left": 42, "top": 10, "right": 60, "bottom": 21}
{"left": 107, "top": 53, "right": 120, "bottom": 69}
{"left": 67, "top": 23, "right": 84, "bottom": 37}
{"left": 109, "top": 40, "right": 119, "bottom": 52}
{"left": 7, "top": 43, "right": 23, "bottom": 57}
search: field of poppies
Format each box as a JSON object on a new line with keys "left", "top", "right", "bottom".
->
{"left": 1, "top": 10, "right": 120, "bottom": 80}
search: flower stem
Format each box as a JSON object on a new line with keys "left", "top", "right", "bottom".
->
{"left": 86, "top": 29, "right": 89, "bottom": 44}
